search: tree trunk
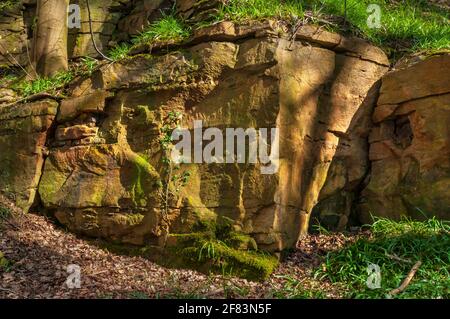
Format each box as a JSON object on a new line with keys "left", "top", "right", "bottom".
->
{"left": 33, "top": 0, "right": 69, "bottom": 77}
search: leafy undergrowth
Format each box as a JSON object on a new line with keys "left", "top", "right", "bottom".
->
{"left": 11, "top": 71, "right": 74, "bottom": 97}
{"left": 316, "top": 217, "right": 450, "bottom": 299}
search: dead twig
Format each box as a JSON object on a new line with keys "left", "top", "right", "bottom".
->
{"left": 385, "top": 252, "right": 413, "bottom": 264}
{"left": 389, "top": 260, "right": 422, "bottom": 296}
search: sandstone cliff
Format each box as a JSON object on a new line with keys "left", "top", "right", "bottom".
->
{"left": 0, "top": 0, "right": 448, "bottom": 279}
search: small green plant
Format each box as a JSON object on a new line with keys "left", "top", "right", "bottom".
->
{"left": 107, "top": 13, "right": 190, "bottom": 62}
{"left": 0, "top": 71, "right": 19, "bottom": 88}
{"left": 80, "top": 57, "right": 98, "bottom": 75}
{"left": 311, "top": 221, "right": 331, "bottom": 235}
{"left": 198, "top": 240, "right": 218, "bottom": 261}
{"left": 128, "top": 291, "right": 149, "bottom": 299}
{"left": 0, "top": 206, "right": 11, "bottom": 221}
{"left": 158, "top": 111, "right": 190, "bottom": 245}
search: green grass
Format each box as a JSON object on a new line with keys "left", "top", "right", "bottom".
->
{"left": 12, "top": 71, "right": 74, "bottom": 97}
{"left": 315, "top": 217, "right": 450, "bottom": 299}
{"left": 216, "top": 0, "right": 305, "bottom": 21}
{"left": 134, "top": 14, "right": 191, "bottom": 43}
{"left": 0, "top": 73, "right": 18, "bottom": 87}
{"left": 108, "top": 0, "right": 448, "bottom": 58}
{"left": 108, "top": 43, "right": 132, "bottom": 61}
{"left": 80, "top": 57, "right": 98, "bottom": 75}
{"left": 213, "top": 0, "right": 449, "bottom": 53}
{"left": 0, "top": 251, "right": 11, "bottom": 272}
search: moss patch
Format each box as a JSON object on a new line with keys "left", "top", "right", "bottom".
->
{"left": 168, "top": 216, "right": 278, "bottom": 281}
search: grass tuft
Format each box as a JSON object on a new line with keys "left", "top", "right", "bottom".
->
{"left": 270, "top": 275, "right": 328, "bottom": 299}
{"left": 108, "top": 14, "right": 191, "bottom": 61}
{"left": 134, "top": 14, "right": 191, "bottom": 43}
{"left": 108, "top": 43, "right": 132, "bottom": 62}
{"left": 12, "top": 71, "right": 74, "bottom": 97}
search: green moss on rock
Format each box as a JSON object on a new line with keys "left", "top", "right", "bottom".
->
{"left": 168, "top": 216, "right": 278, "bottom": 281}
{"left": 176, "top": 239, "right": 278, "bottom": 281}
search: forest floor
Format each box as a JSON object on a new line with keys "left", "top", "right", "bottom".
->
{"left": 0, "top": 211, "right": 354, "bottom": 299}
{"left": 1, "top": 194, "right": 448, "bottom": 299}
{"left": 0, "top": 192, "right": 360, "bottom": 299}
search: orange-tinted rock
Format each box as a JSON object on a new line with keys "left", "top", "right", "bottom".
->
{"left": 378, "top": 54, "right": 450, "bottom": 105}
{"left": 55, "top": 125, "right": 99, "bottom": 141}
{"left": 38, "top": 29, "right": 388, "bottom": 250}
{"left": 295, "top": 25, "right": 341, "bottom": 48}
{"left": 0, "top": 100, "right": 58, "bottom": 211}
{"left": 57, "top": 90, "right": 109, "bottom": 122}
{"left": 360, "top": 55, "right": 450, "bottom": 222}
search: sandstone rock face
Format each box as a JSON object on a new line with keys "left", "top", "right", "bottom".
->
{"left": 312, "top": 53, "right": 450, "bottom": 229}
{"left": 360, "top": 54, "right": 450, "bottom": 222}
{"left": 311, "top": 81, "right": 381, "bottom": 230}
{"left": 0, "top": 100, "right": 58, "bottom": 211}
{"left": 32, "top": 22, "right": 388, "bottom": 251}
{"left": 2, "top": 13, "right": 448, "bottom": 254}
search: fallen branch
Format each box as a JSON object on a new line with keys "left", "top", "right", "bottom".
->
{"left": 389, "top": 260, "right": 422, "bottom": 296}
{"left": 385, "top": 252, "right": 413, "bottom": 264}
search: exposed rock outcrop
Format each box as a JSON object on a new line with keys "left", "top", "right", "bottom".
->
{"left": 25, "top": 21, "right": 387, "bottom": 251}
{"left": 312, "top": 53, "right": 450, "bottom": 229}
{"left": 1, "top": 1, "right": 448, "bottom": 265}
{"left": 0, "top": 99, "right": 57, "bottom": 211}
{"left": 360, "top": 54, "right": 450, "bottom": 222}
